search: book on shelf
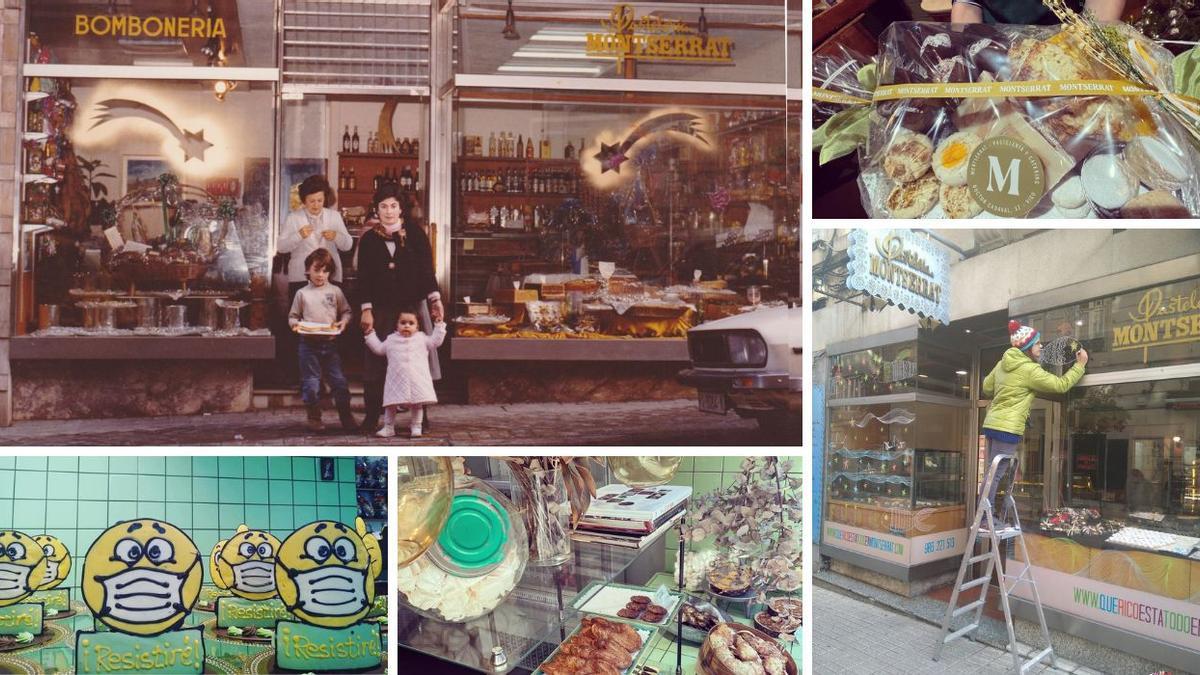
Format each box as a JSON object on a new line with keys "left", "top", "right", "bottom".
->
{"left": 571, "top": 511, "right": 685, "bottom": 550}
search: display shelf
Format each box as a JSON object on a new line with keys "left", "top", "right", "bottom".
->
{"left": 458, "top": 156, "right": 581, "bottom": 169}
{"left": 460, "top": 191, "right": 578, "bottom": 199}
{"left": 451, "top": 337, "right": 689, "bottom": 362}
{"left": 10, "top": 335, "right": 276, "bottom": 360}
{"left": 22, "top": 131, "right": 48, "bottom": 142}
{"left": 23, "top": 90, "right": 49, "bottom": 102}
{"left": 339, "top": 151, "right": 419, "bottom": 160}
{"left": 22, "top": 173, "right": 58, "bottom": 184}
{"left": 452, "top": 232, "right": 540, "bottom": 240}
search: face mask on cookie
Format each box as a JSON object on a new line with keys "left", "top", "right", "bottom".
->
{"left": 0, "top": 563, "right": 31, "bottom": 601}
{"left": 95, "top": 558, "right": 196, "bottom": 625}
{"left": 232, "top": 560, "right": 276, "bottom": 594}
{"left": 284, "top": 564, "right": 367, "bottom": 617}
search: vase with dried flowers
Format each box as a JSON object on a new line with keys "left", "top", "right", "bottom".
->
{"left": 503, "top": 457, "right": 597, "bottom": 566}
{"left": 682, "top": 457, "right": 803, "bottom": 604}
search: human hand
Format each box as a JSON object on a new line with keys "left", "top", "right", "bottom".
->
{"left": 1076, "top": 348, "right": 1089, "bottom": 366}
{"left": 321, "top": 230, "right": 337, "bottom": 241}
{"left": 291, "top": 324, "right": 300, "bottom": 333}
{"left": 299, "top": 225, "right": 314, "bottom": 239}
{"left": 430, "top": 298, "right": 444, "bottom": 322}
{"left": 335, "top": 319, "right": 347, "bottom": 331}
{"left": 360, "top": 308, "right": 374, "bottom": 334}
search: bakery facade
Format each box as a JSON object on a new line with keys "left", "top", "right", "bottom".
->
{"left": 813, "top": 228, "right": 1200, "bottom": 672}
{"left": 0, "top": 1, "right": 798, "bottom": 423}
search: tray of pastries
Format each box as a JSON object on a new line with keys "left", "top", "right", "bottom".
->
{"left": 535, "top": 616, "right": 653, "bottom": 675}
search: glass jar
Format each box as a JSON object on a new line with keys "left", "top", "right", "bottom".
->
{"left": 397, "top": 474, "right": 528, "bottom": 623}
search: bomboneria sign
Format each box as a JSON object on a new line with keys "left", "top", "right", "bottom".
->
{"left": 586, "top": 4, "right": 734, "bottom": 72}
{"left": 846, "top": 230, "right": 951, "bottom": 325}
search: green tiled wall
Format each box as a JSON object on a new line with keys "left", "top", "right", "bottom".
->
{"left": 0, "top": 456, "right": 359, "bottom": 589}
{"left": 663, "top": 456, "right": 804, "bottom": 567}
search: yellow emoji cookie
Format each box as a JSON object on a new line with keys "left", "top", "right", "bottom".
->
{"left": 0, "top": 531, "right": 48, "bottom": 608}
{"left": 215, "top": 525, "right": 281, "bottom": 601}
{"left": 81, "top": 519, "right": 202, "bottom": 636}
{"left": 355, "top": 518, "right": 383, "bottom": 582}
{"left": 275, "top": 521, "right": 376, "bottom": 629}
{"left": 33, "top": 534, "right": 70, "bottom": 591}
{"left": 209, "top": 539, "right": 228, "bottom": 590}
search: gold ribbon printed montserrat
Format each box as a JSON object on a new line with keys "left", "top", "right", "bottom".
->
{"left": 871, "top": 78, "right": 1162, "bottom": 101}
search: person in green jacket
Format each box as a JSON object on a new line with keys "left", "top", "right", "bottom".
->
{"left": 979, "top": 320, "right": 1089, "bottom": 513}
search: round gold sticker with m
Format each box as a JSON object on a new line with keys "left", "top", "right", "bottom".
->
{"left": 966, "top": 137, "right": 1046, "bottom": 218}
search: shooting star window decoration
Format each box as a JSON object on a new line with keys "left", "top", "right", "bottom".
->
{"left": 584, "top": 109, "right": 713, "bottom": 191}
{"left": 90, "top": 99, "right": 213, "bottom": 162}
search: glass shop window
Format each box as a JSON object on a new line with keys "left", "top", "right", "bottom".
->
{"left": 830, "top": 342, "right": 918, "bottom": 399}
{"left": 19, "top": 77, "right": 274, "bottom": 335}
{"left": 1055, "top": 378, "right": 1200, "bottom": 538}
{"left": 449, "top": 89, "right": 799, "bottom": 339}
{"left": 1016, "top": 277, "right": 1200, "bottom": 375}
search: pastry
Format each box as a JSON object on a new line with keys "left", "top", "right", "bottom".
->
{"left": 706, "top": 624, "right": 789, "bottom": 675}
{"left": 1080, "top": 153, "right": 1137, "bottom": 211}
{"left": 885, "top": 174, "right": 940, "bottom": 218}
{"left": 882, "top": 131, "right": 933, "bottom": 183}
{"left": 939, "top": 183, "right": 983, "bottom": 219}
{"left": 1121, "top": 190, "right": 1190, "bottom": 219}
{"left": 1050, "top": 175, "right": 1086, "bottom": 210}
{"left": 681, "top": 603, "right": 720, "bottom": 631}
{"left": 931, "top": 131, "right": 980, "bottom": 186}
{"left": 1123, "top": 136, "right": 1188, "bottom": 192}
{"left": 617, "top": 608, "right": 641, "bottom": 619}
{"left": 630, "top": 595, "right": 651, "bottom": 604}
{"left": 1009, "top": 33, "right": 1095, "bottom": 82}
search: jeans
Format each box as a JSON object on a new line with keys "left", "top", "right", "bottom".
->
{"left": 298, "top": 338, "right": 349, "bottom": 407}
{"left": 979, "top": 435, "right": 1020, "bottom": 515}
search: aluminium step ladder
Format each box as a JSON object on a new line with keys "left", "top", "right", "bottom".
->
{"left": 933, "top": 454, "right": 1056, "bottom": 675}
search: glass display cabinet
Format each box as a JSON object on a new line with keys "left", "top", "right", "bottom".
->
{"left": 823, "top": 337, "right": 972, "bottom": 570}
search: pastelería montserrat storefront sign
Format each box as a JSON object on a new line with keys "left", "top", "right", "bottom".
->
{"left": 846, "top": 229, "right": 951, "bottom": 325}
{"left": 76, "top": 519, "right": 204, "bottom": 674}
{"left": 1110, "top": 280, "right": 1200, "bottom": 357}
{"left": 272, "top": 520, "right": 382, "bottom": 672}
{"left": 0, "top": 531, "right": 50, "bottom": 636}
{"left": 28, "top": 533, "right": 72, "bottom": 615}
{"left": 586, "top": 4, "right": 734, "bottom": 74}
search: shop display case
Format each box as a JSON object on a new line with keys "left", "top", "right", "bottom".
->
{"left": 448, "top": 90, "right": 799, "bottom": 348}
{"left": 823, "top": 337, "right": 971, "bottom": 568}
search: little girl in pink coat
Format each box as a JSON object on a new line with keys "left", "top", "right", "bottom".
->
{"left": 363, "top": 308, "right": 447, "bottom": 438}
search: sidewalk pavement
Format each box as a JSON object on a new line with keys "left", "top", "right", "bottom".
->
{"left": 0, "top": 398, "right": 795, "bottom": 446}
{"left": 814, "top": 584, "right": 1081, "bottom": 675}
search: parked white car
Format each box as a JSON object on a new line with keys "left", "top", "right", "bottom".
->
{"left": 678, "top": 303, "right": 802, "bottom": 434}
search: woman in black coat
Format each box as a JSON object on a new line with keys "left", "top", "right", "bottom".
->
{"left": 357, "top": 183, "right": 444, "bottom": 432}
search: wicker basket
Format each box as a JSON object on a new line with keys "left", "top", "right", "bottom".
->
{"left": 698, "top": 623, "right": 798, "bottom": 675}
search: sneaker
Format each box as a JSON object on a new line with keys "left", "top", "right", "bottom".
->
{"left": 410, "top": 424, "right": 422, "bottom": 438}
{"left": 375, "top": 425, "right": 395, "bottom": 438}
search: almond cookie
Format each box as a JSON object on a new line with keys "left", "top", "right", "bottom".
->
{"left": 882, "top": 131, "right": 934, "bottom": 183}
{"left": 886, "top": 174, "right": 940, "bottom": 218}
{"left": 939, "top": 183, "right": 983, "bottom": 219}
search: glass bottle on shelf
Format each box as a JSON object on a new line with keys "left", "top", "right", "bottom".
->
{"left": 342, "top": 125, "right": 351, "bottom": 153}
{"left": 488, "top": 132, "right": 497, "bottom": 157}
{"left": 412, "top": 139, "right": 420, "bottom": 157}
{"left": 349, "top": 167, "right": 357, "bottom": 191}
{"left": 352, "top": 126, "right": 360, "bottom": 153}
{"left": 400, "top": 137, "right": 412, "bottom": 156}
{"left": 525, "top": 135, "right": 534, "bottom": 159}
{"left": 517, "top": 135, "right": 524, "bottom": 159}
{"left": 564, "top": 138, "right": 575, "bottom": 160}
{"left": 540, "top": 134, "right": 551, "bottom": 159}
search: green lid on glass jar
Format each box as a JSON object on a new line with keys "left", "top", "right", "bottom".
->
{"left": 437, "top": 491, "right": 509, "bottom": 570}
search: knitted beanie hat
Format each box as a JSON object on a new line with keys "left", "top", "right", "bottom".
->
{"left": 1009, "top": 320, "right": 1040, "bottom": 352}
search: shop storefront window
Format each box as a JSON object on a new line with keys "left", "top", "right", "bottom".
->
{"left": 1016, "top": 276, "right": 1200, "bottom": 374}
{"left": 825, "top": 401, "right": 967, "bottom": 538}
{"left": 26, "top": 1, "right": 278, "bottom": 68}
{"left": 449, "top": 89, "right": 798, "bottom": 339}
{"left": 19, "top": 76, "right": 274, "bottom": 335}
{"left": 455, "top": 2, "right": 784, "bottom": 84}
{"left": 830, "top": 342, "right": 917, "bottom": 399}
{"left": 1054, "top": 378, "right": 1200, "bottom": 538}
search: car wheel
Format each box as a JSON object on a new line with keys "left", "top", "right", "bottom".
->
{"left": 757, "top": 412, "right": 801, "bottom": 439}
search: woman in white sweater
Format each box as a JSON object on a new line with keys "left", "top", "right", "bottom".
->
{"left": 278, "top": 175, "right": 353, "bottom": 298}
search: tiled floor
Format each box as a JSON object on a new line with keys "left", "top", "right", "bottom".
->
{"left": 813, "top": 586, "right": 1084, "bottom": 675}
